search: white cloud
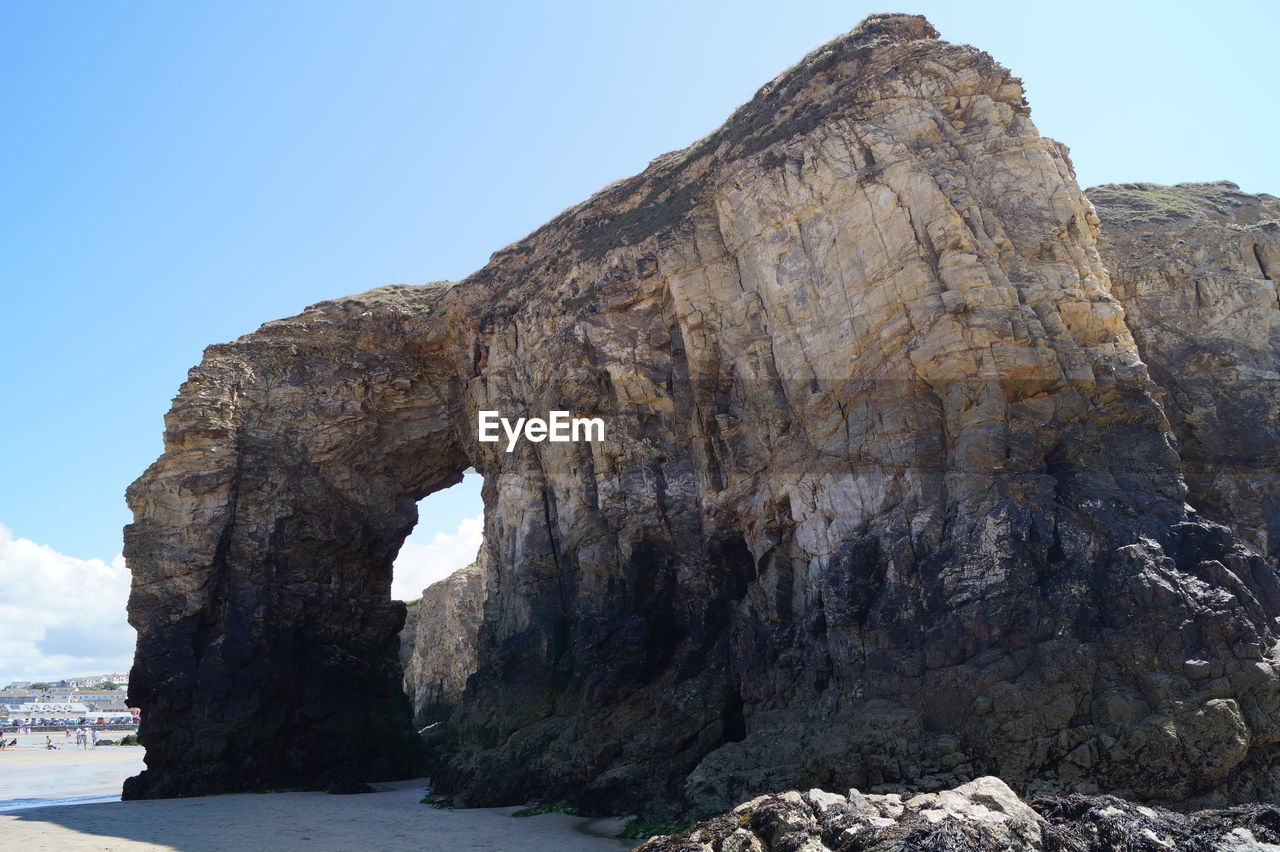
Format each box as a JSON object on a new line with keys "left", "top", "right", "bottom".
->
{"left": 0, "top": 514, "right": 485, "bottom": 685}
{"left": 391, "top": 514, "right": 483, "bottom": 601}
{"left": 0, "top": 523, "right": 135, "bottom": 687}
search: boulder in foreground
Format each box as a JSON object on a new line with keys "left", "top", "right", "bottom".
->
{"left": 637, "top": 777, "right": 1280, "bottom": 851}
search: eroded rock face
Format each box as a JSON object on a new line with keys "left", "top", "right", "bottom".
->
{"left": 401, "top": 561, "right": 487, "bottom": 727}
{"left": 125, "top": 13, "right": 1280, "bottom": 811}
{"left": 1090, "top": 182, "right": 1280, "bottom": 560}
{"left": 635, "top": 777, "right": 1280, "bottom": 852}
{"left": 122, "top": 282, "right": 468, "bottom": 797}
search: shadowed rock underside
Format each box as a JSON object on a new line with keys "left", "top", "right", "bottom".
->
{"left": 124, "top": 13, "right": 1280, "bottom": 814}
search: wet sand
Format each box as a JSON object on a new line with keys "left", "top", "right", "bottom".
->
{"left": 0, "top": 735, "right": 636, "bottom": 850}
{"left": 0, "top": 733, "right": 146, "bottom": 810}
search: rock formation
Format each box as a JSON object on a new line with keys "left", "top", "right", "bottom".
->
{"left": 1089, "top": 182, "right": 1280, "bottom": 561}
{"left": 401, "top": 561, "right": 487, "bottom": 727}
{"left": 635, "top": 776, "right": 1280, "bottom": 851}
{"left": 124, "top": 11, "right": 1280, "bottom": 815}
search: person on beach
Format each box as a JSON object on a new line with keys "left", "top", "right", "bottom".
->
{"left": 45, "top": 736, "right": 55, "bottom": 750}
{"left": 89, "top": 728, "right": 98, "bottom": 748}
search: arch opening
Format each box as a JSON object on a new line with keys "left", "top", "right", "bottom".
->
{"left": 392, "top": 469, "right": 485, "bottom": 603}
{"left": 395, "top": 469, "right": 488, "bottom": 728}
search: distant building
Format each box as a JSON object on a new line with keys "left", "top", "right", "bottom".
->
{"left": 74, "top": 690, "right": 130, "bottom": 712}
{"left": 3, "top": 701, "right": 90, "bottom": 718}
{"left": 62, "top": 673, "right": 130, "bottom": 689}
{"left": 1, "top": 673, "right": 130, "bottom": 694}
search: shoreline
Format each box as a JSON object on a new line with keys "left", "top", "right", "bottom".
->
{"left": 0, "top": 732, "right": 146, "bottom": 813}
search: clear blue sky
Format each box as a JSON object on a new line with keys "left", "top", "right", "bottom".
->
{"left": 3, "top": 0, "right": 1277, "bottom": 566}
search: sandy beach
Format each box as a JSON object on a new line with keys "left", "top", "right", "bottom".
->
{"left": 0, "top": 734, "right": 636, "bottom": 850}
{"left": 1, "top": 780, "right": 636, "bottom": 851}
{"left": 0, "top": 733, "right": 146, "bottom": 810}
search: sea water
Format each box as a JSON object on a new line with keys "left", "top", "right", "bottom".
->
{"left": 0, "top": 734, "right": 144, "bottom": 812}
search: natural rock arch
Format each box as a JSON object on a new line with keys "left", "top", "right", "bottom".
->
{"left": 124, "top": 288, "right": 474, "bottom": 796}
{"left": 124, "top": 15, "right": 1280, "bottom": 813}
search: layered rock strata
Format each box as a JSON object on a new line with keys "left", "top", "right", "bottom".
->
{"left": 401, "top": 561, "right": 487, "bottom": 727}
{"left": 1090, "top": 181, "right": 1280, "bottom": 560}
{"left": 636, "top": 777, "right": 1280, "bottom": 852}
{"left": 125, "top": 12, "right": 1280, "bottom": 813}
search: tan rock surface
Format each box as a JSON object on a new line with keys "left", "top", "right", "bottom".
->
{"left": 124, "top": 13, "right": 1280, "bottom": 815}
{"left": 1091, "top": 181, "right": 1280, "bottom": 558}
{"left": 401, "top": 561, "right": 487, "bottom": 727}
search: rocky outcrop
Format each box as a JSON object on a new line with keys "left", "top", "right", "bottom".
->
{"left": 401, "top": 561, "right": 486, "bottom": 727}
{"left": 636, "top": 777, "right": 1280, "bottom": 851}
{"left": 124, "top": 12, "right": 1280, "bottom": 814}
{"left": 398, "top": 595, "right": 418, "bottom": 671}
{"left": 1090, "top": 182, "right": 1280, "bottom": 560}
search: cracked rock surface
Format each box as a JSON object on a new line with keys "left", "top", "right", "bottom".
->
{"left": 124, "top": 12, "right": 1280, "bottom": 814}
{"left": 401, "top": 561, "right": 487, "bottom": 728}
{"left": 636, "top": 777, "right": 1280, "bottom": 852}
{"left": 1090, "top": 181, "right": 1280, "bottom": 561}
